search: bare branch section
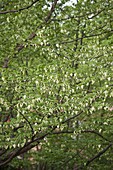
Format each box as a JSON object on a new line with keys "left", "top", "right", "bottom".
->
{"left": 0, "top": 0, "right": 39, "bottom": 14}
{"left": 86, "top": 143, "right": 112, "bottom": 166}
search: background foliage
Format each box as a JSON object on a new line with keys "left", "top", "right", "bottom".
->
{"left": 0, "top": 0, "right": 113, "bottom": 169}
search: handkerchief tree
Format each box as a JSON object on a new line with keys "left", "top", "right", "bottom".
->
{"left": 0, "top": 0, "right": 113, "bottom": 169}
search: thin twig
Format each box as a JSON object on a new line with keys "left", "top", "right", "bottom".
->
{"left": 19, "top": 112, "right": 34, "bottom": 136}
{"left": 45, "top": 0, "right": 59, "bottom": 23}
{"left": 0, "top": 0, "right": 39, "bottom": 14}
{"left": 52, "top": 129, "right": 109, "bottom": 142}
{"left": 86, "top": 143, "right": 112, "bottom": 166}
{"left": 81, "top": 130, "right": 110, "bottom": 142}
{"left": 51, "top": 8, "right": 106, "bottom": 22}
{"left": 62, "top": 111, "right": 83, "bottom": 124}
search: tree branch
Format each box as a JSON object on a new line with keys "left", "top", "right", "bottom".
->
{"left": 0, "top": 149, "right": 8, "bottom": 157}
{"left": 86, "top": 143, "right": 112, "bottom": 166}
{"left": 0, "top": 126, "right": 57, "bottom": 167}
{"left": 19, "top": 112, "right": 34, "bottom": 136}
{"left": 11, "top": 0, "right": 58, "bottom": 54}
{"left": 62, "top": 111, "right": 83, "bottom": 124}
{"left": 59, "top": 30, "right": 113, "bottom": 45}
{"left": 52, "top": 129, "right": 109, "bottom": 142}
{"left": 81, "top": 130, "right": 110, "bottom": 142}
{"left": 0, "top": 0, "right": 39, "bottom": 14}
{"left": 51, "top": 8, "right": 106, "bottom": 22}
{"left": 45, "top": 0, "right": 59, "bottom": 23}
{"left": 62, "top": 95, "right": 99, "bottom": 124}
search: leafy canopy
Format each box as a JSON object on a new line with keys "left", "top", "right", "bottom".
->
{"left": 0, "top": 0, "right": 113, "bottom": 169}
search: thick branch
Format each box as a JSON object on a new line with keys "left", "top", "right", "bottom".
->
{"left": 0, "top": 0, "right": 39, "bottom": 14}
{"left": 0, "top": 126, "right": 57, "bottom": 167}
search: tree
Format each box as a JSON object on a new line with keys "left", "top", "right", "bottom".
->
{"left": 0, "top": 0, "right": 113, "bottom": 169}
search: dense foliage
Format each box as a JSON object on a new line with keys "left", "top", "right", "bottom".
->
{"left": 0, "top": 0, "right": 113, "bottom": 169}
